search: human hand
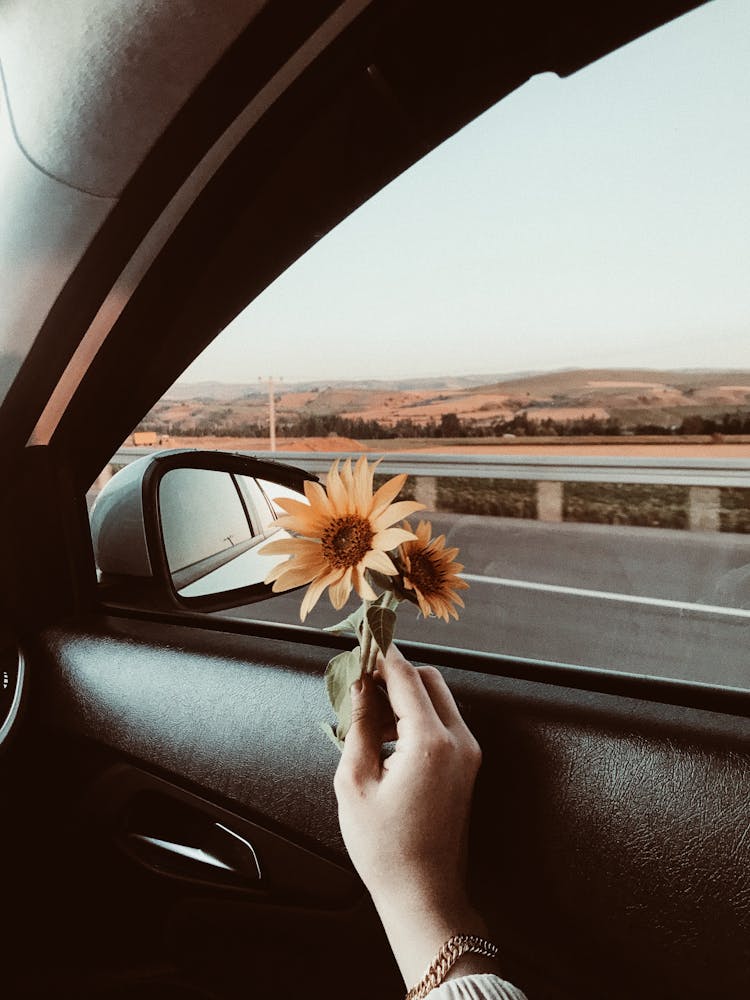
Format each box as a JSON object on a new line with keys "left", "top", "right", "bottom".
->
{"left": 334, "top": 646, "right": 489, "bottom": 987}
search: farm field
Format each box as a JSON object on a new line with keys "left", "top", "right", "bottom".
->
{"left": 158, "top": 434, "right": 750, "bottom": 459}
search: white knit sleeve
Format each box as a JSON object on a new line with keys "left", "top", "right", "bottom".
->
{"left": 426, "top": 973, "right": 529, "bottom": 1000}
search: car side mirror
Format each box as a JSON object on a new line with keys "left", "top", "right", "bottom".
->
{"left": 90, "top": 450, "right": 317, "bottom": 612}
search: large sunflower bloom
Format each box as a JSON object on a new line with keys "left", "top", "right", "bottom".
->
{"left": 260, "top": 457, "right": 425, "bottom": 620}
{"left": 397, "top": 519, "right": 469, "bottom": 622}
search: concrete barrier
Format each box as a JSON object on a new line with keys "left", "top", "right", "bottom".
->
{"left": 688, "top": 486, "right": 721, "bottom": 533}
{"left": 537, "top": 481, "right": 563, "bottom": 522}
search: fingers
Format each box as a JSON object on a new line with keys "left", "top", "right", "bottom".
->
{"left": 377, "top": 646, "right": 472, "bottom": 739}
{"left": 376, "top": 646, "right": 438, "bottom": 726}
{"left": 416, "top": 664, "right": 468, "bottom": 733}
{"left": 335, "top": 675, "right": 383, "bottom": 790}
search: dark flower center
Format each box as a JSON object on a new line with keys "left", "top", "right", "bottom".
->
{"left": 407, "top": 551, "right": 442, "bottom": 594}
{"left": 322, "top": 515, "right": 373, "bottom": 569}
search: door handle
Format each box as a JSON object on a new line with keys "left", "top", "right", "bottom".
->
{"left": 130, "top": 833, "right": 235, "bottom": 872}
{"left": 124, "top": 797, "right": 263, "bottom": 889}
{"left": 96, "top": 768, "right": 358, "bottom": 904}
{"left": 129, "top": 821, "right": 262, "bottom": 882}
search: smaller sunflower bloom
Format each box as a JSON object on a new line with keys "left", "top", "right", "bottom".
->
{"left": 260, "top": 456, "right": 425, "bottom": 621}
{"left": 398, "top": 519, "right": 469, "bottom": 622}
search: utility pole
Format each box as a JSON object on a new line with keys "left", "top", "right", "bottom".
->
{"left": 259, "top": 376, "right": 280, "bottom": 452}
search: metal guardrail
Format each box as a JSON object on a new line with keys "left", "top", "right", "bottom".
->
{"left": 111, "top": 448, "right": 750, "bottom": 487}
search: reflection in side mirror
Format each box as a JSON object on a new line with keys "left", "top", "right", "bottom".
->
{"left": 90, "top": 450, "right": 316, "bottom": 612}
{"left": 159, "top": 469, "right": 307, "bottom": 598}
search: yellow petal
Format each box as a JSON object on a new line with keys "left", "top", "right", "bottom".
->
{"left": 415, "top": 590, "right": 432, "bottom": 617}
{"left": 353, "top": 456, "right": 372, "bottom": 514}
{"left": 264, "top": 559, "right": 291, "bottom": 584}
{"left": 368, "top": 473, "right": 407, "bottom": 517}
{"left": 415, "top": 520, "right": 432, "bottom": 544}
{"left": 325, "top": 460, "right": 349, "bottom": 516}
{"left": 274, "top": 514, "right": 328, "bottom": 538}
{"left": 264, "top": 546, "right": 324, "bottom": 584}
{"left": 272, "top": 495, "right": 308, "bottom": 514}
{"left": 364, "top": 456, "right": 382, "bottom": 496}
{"left": 272, "top": 496, "right": 321, "bottom": 525}
{"left": 300, "top": 567, "right": 344, "bottom": 621}
{"left": 372, "top": 500, "right": 426, "bottom": 532}
{"left": 340, "top": 459, "right": 355, "bottom": 500}
{"left": 353, "top": 565, "right": 377, "bottom": 602}
{"left": 259, "top": 537, "right": 320, "bottom": 557}
{"left": 362, "top": 549, "right": 397, "bottom": 575}
{"left": 304, "top": 479, "right": 334, "bottom": 518}
{"left": 270, "top": 562, "right": 321, "bottom": 591}
{"left": 372, "top": 527, "right": 417, "bottom": 550}
{"left": 329, "top": 566, "right": 353, "bottom": 609}
{"left": 270, "top": 549, "right": 325, "bottom": 576}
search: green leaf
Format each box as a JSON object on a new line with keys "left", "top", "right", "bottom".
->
{"left": 324, "top": 648, "right": 362, "bottom": 743}
{"left": 366, "top": 605, "right": 397, "bottom": 656}
{"left": 319, "top": 720, "right": 344, "bottom": 753}
{"left": 367, "top": 567, "right": 416, "bottom": 606}
{"left": 367, "top": 569, "right": 397, "bottom": 593}
{"left": 323, "top": 606, "right": 365, "bottom": 637}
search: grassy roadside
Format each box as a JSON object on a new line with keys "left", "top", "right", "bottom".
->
{"left": 563, "top": 482, "right": 689, "bottom": 530}
{"left": 436, "top": 478, "right": 536, "bottom": 518}
{"left": 720, "top": 489, "right": 750, "bottom": 534}
{"left": 419, "top": 477, "right": 750, "bottom": 533}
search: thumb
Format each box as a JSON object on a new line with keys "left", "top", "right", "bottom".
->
{"left": 339, "top": 674, "right": 383, "bottom": 785}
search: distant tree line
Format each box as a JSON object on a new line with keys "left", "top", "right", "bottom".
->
{"left": 136, "top": 409, "right": 750, "bottom": 439}
{"left": 675, "top": 412, "right": 750, "bottom": 435}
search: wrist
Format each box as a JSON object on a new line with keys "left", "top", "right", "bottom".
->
{"left": 371, "top": 886, "right": 488, "bottom": 988}
{"left": 405, "top": 936, "right": 501, "bottom": 999}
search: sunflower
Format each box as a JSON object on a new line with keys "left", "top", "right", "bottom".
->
{"left": 397, "top": 519, "right": 469, "bottom": 622}
{"left": 260, "top": 456, "right": 425, "bottom": 620}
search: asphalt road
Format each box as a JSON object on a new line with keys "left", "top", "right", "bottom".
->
{"left": 223, "top": 515, "right": 750, "bottom": 689}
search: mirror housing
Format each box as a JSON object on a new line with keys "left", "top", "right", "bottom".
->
{"left": 90, "top": 449, "right": 317, "bottom": 612}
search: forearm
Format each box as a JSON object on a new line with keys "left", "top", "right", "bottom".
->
{"left": 335, "top": 653, "right": 509, "bottom": 996}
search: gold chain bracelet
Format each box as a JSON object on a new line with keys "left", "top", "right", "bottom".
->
{"left": 405, "top": 934, "right": 499, "bottom": 999}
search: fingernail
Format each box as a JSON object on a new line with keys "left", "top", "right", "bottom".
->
{"left": 351, "top": 678, "right": 363, "bottom": 696}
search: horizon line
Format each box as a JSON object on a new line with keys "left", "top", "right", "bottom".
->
{"left": 173, "top": 364, "right": 750, "bottom": 387}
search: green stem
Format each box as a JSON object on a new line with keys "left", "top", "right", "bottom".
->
{"left": 385, "top": 592, "right": 400, "bottom": 612}
{"left": 366, "top": 638, "right": 379, "bottom": 675}
{"left": 359, "top": 598, "right": 373, "bottom": 676}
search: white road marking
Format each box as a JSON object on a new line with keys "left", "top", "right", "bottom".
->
{"left": 460, "top": 574, "right": 750, "bottom": 620}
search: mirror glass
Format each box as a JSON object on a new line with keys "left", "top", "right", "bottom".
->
{"left": 158, "top": 468, "right": 307, "bottom": 598}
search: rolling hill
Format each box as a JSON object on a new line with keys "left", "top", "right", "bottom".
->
{"left": 143, "top": 368, "right": 750, "bottom": 436}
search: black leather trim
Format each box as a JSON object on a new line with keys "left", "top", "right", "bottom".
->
{"left": 35, "top": 615, "right": 750, "bottom": 999}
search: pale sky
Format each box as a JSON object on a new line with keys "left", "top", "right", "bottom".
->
{"left": 179, "top": 0, "right": 750, "bottom": 386}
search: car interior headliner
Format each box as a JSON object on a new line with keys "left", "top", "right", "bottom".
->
{"left": 0, "top": 0, "right": 267, "bottom": 197}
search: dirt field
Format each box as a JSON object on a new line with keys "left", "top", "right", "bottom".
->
{"left": 147, "top": 435, "right": 363, "bottom": 452}
{"left": 153, "top": 435, "right": 750, "bottom": 459}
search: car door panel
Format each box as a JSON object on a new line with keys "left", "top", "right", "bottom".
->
{"left": 26, "top": 614, "right": 750, "bottom": 1000}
